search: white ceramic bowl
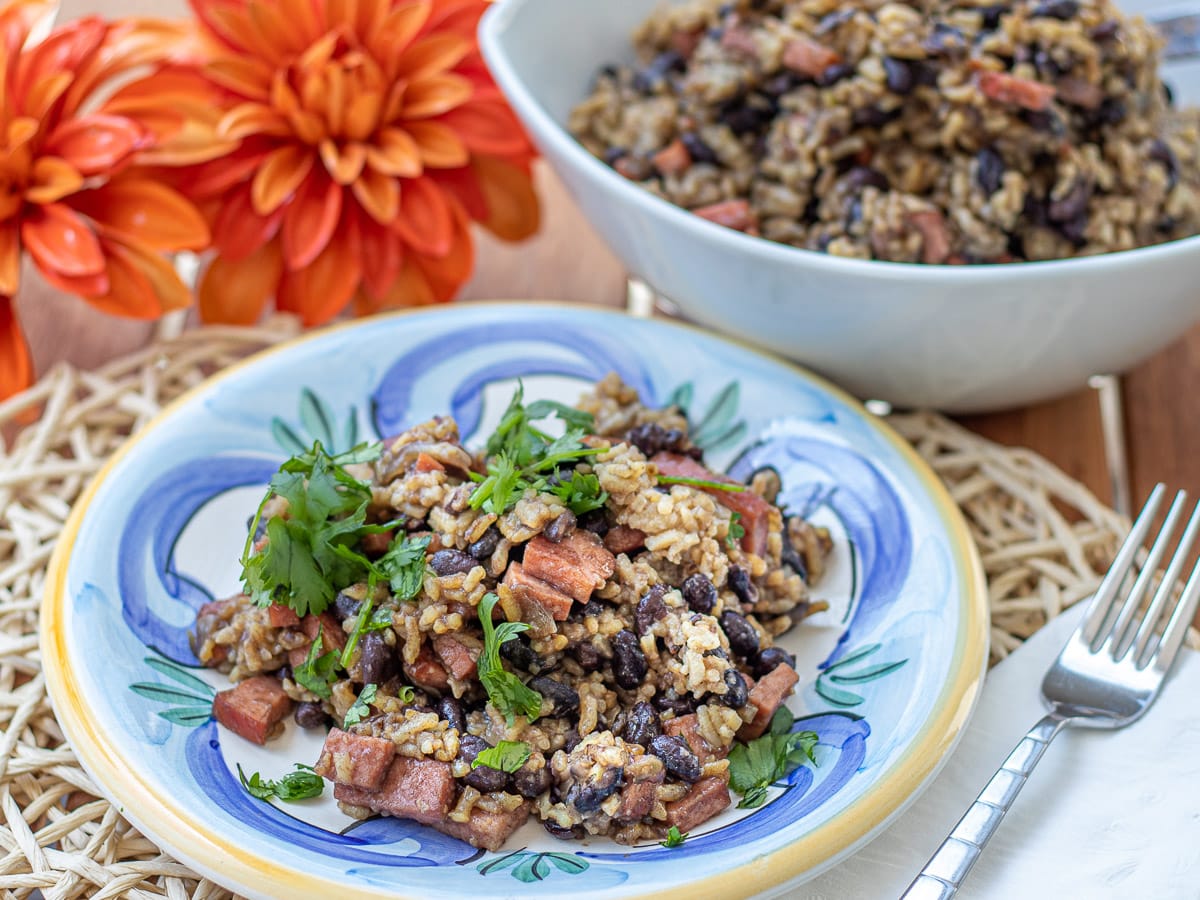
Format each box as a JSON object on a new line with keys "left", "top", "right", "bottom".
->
{"left": 480, "top": 0, "right": 1200, "bottom": 412}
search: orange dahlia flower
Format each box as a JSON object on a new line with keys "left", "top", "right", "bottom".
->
{"left": 163, "top": 0, "right": 540, "bottom": 326}
{"left": 0, "top": 0, "right": 211, "bottom": 397}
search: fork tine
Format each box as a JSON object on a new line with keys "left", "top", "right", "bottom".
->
{"left": 1081, "top": 483, "right": 1166, "bottom": 645}
{"left": 1150, "top": 554, "right": 1200, "bottom": 673}
{"left": 1104, "top": 490, "right": 1188, "bottom": 657}
{"left": 1131, "top": 498, "right": 1200, "bottom": 664}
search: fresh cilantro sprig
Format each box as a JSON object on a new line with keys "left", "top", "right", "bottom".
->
{"left": 727, "top": 708, "right": 818, "bottom": 809}
{"left": 477, "top": 593, "right": 542, "bottom": 726}
{"left": 657, "top": 474, "right": 747, "bottom": 493}
{"left": 237, "top": 763, "right": 324, "bottom": 802}
{"left": 343, "top": 683, "right": 378, "bottom": 728}
{"left": 727, "top": 512, "right": 745, "bottom": 549}
{"left": 660, "top": 825, "right": 688, "bottom": 848}
{"left": 550, "top": 470, "right": 608, "bottom": 515}
{"left": 294, "top": 630, "right": 340, "bottom": 700}
{"left": 340, "top": 599, "right": 397, "bottom": 668}
{"left": 471, "top": 740, "right": 531, "bottom": 773}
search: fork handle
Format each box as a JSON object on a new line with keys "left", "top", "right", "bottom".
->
{"left": 900, "top": 713, "right": 1069, "bottom": 900}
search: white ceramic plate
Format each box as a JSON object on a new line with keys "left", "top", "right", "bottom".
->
{"left": 42, "top": 303, "right": 987, "bottom": 899}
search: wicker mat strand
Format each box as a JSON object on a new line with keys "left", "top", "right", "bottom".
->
{"left": 0, "top": 319, "right": 1191, "bottom": 900}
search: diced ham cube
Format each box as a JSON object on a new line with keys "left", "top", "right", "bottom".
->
{"left": 720, "top": 26, "right": 759, "bottom": 57}
{"left": 617, "top": 778, "right": 661, "bottom": 822}
{"left": 738, "top": 663, "right": 799, "bottom": 740}
{"left": 782, "top": 37, "right": 841, "bottom": 78}
{"left": 434, "top": 801, "right": 532, "bottom": 852}
{"left": 522, "top": 531, "right": 615, "bottom": 603}
{"left": 909, "top": 210, "right": 951, "bottom": 264}
{"left": 652, "top": 138, "right": 692, "bottom": 175}
{"left": 314, "top": 728, "right": 396, "bottom": 789}
{"left": 504, "top": 561, "right": 575, "bottom": 621}
{"left": 664, "top": 713, "right": 725, "bottom": 764}
{"left": 691, "top": 199, "right": 753, "bottom": 231}
{"left": 665, "top": 777, "right": 731, "bottom": 832}
{"left": 977, "top": 70, "right": 1056, "bottom": 111}
{"left": 669, "top": 27, "right": 703, "bottom": 58}
{"left": 1056, "top": 76, "right": 1103, "bottom": 110}
{"left": 213, "top": 675, "right": 293, "bottom": 745}
{"left": 197, "top": 597, "right": 240, "bottom": 619}
{"left": 604, "top": 525, "right": 647, "bottom": 555}
{"left": 302, "top": 611, "right": 347, "bottom": 654}
{"left": 360, "top": 529, "right": 394, "bottom": 555}
{"left": 404, "top": 645, "right": 451, "bottom": 692}
{"left": 651, "top": 452, "right": 773, "bottom": 557}
{"left": 433, "top": 634, "right": 480, "bottom": 681}
{"left": 415, "top": 452, "right": 445, "bottom": 473}
{"left": 333, "top": 757, "right": 455, "bottom": 825}
{"left": 268, "top": 604, "right": 300, "bottom": 628}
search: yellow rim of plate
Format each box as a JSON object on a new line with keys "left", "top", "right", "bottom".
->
{"left": 41, "top": 300, "right": 988, "bottom": 900}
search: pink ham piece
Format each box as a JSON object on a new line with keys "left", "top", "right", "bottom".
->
{"left": 333, "top": 757, "right": 456, "bottom": 826}
{"left": 664, "top": 713, "right": 726, "bottom": 764}
{"left": 522, "top": 531, "right": 616, "bottom": 603}
{"left": 433, "top": 634, "right": 481, "bottom": 681}
{"left": 434, "top": 801, "right": 532, "bottom": 852}
{"left": 738, "top": 663, "right": 800, "bottom": 740}
{"left": 665, "top": 776, "right": 731, "bottom": 832}
{"left": 651, "top": 452, "right": 773, "bottom": 557}
{"left": 603, "top": 524, "right": 647, "bottom": 555}
{"left": 503, "top": 561, "right": 575, "bottom": 622}
{"left": 213, "top": 675, "right": 293, "bottom": 745}
{"left": 314, "top": 728, "right": 396, "bottom": 790}
{"left": 404, "top": 644, "right": 451, "bottom": 693}
{"left": 617, "top": 775, "right": 663, "bottom": 822}
{"left": 267, "top": 603, "right": 300, "bottom": 628}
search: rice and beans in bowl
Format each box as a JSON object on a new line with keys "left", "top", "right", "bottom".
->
{"left": 191, "top": 376, "right": 832, "bottom": 851}
{"left": 570, "top": 0, "right": 1200, "bottom": 263}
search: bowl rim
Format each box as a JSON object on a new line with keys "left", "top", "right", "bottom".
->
{"left": 479, "top": 0, "right": 1200, "bottom": 285}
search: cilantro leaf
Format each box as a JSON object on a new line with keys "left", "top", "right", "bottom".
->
{"left": 657, "top": 474, "right": 747, "bottom": 493}
{"left": 468, "top": 452, "right": 525, "bottom": 516}
{"left": 376, "top": 534, "right": 431, "bottom": 601}
{"left": 238, "top": 763, "right": 324, "bottom": 803}
{"left": 294, "top": 630, "right": 340, "bottom": 700}
{"left": 550, "top": 470, "right": 608, "bottom": 515}
{"left": 395, "top": 684, "right": 416, "bottom": 703}
{"left": 477, "top": 593, "right": 542, "bottom": 726}
{"left": 524, "top": 399, "right": 595, "bottom": 431}
{"left": 727, "top": 512, "right": 745, "bottom": 549}
{"left": 728, "top": 708, "right": 819, "bottom": 809}
{"left": 471, "top": 740, "right": 531, "bottom": 773}
{"left": 343, "top": 683, "right": 378, "bottom": 728}
{"left": 660, "top": 825, "right": 688, "bottom": 848}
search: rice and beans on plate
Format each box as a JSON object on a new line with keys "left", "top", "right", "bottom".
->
{"left": 192, "top": 376, "right": 832, "bottom": 851}
{"left": 570, "top": 0, "right": 1200, "bottom": 263}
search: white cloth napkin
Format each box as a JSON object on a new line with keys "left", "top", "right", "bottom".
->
{"left": 792, "top": 603, "right": 1200, "bottom": 899}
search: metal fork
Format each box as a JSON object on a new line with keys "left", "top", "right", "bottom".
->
{"left": 901, "top": 484, "right": 1200, "bottom": 900}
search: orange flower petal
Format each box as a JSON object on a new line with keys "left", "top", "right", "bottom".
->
{"left": 20, "top": 203, "right": 105, "bottom": 278}
{"left": 274, "top": 0, "right": 323, "bottom": 51}
{"left": 357, "top": 209, "right": 404, "bottom": 300}
{"left": 471, "top": 154, "right": 541, "bottom": 242}
{"left": 35, "top": 261, "right": 110, "bottom": 299}
{"left": 367, "top": 0, "right": 430, "bottom": 64}
{"left": 185, "top": 143, "right": 272, "bottom": 198}
{"left": 325, "top": 0, "right": 388, "bottom": 41}
{"left": 406, "top": 121, "right": 469, "bottom": 169}
{"left": 22, "top": 70, "right": 72, "bottom": 121}
{"left": 282, "top": 168, "right": 342, "bottom": 269}
{"left": 276, "top": 224, "right": 361, "bottom": 325}
{"left": 205, "top": 56, "right": 274, "bottom": 101}
{"left": 393, "top": 33, "right": 470, "bottom": 80}
{"left": 212, "top": 181, "right": 284, "bottom": 261}
{"left": 343, "top": 91, "right": 383, "bottom": 143}
{"left": 198, "top": 238, "right": 283, "bottom": 324}
{"left": 319, "top": 139, "right": 366, "bottom": 186}
{"left": 135, "top": 120, "right": 240, "bottom": 167}
{"left": 247, "top": 0, "right": 306, "bottom": 59}
{"left": 350, "top": 166, "right": 400, "bottom": 225}
{"left": 43, "top": 115, "right": 148, "bottom": 177}
{"left": 0, "top": 225, "right": 20, "bottom": 297}
{"left": 413, "top": 199, "right": 473, "bottom": 300}
{"left": 0, "top": 296, "right": 33, "bottom": 400}
{"left": 391, "top": 175, "right": 451, "bottom": 256}
{"left": 374, "top": 254, "right": 437, "bottom": 308}
{"left": 25, "top": 157, "right": 84, "bottom": 205}
{"left": 403, "top": 73, "right": 473, "bottom": 119}
{"left": 219, "top": 102, "right": 291, "bottom": 140}
{"left": 251, "top": 144, "right": 314, "bottom": 215}
{"left": 85, "top": 238, "right": 177, "bottom": 319}
{"left": 437, "top": 97, "right": 531, "bottom": 156}
{"left": 194, "top": 0, "right": 278, "bottom": 61}
{"left": 14, "top": 17, "right": 106, "bottom": 103}
{"left": 74, "top": 178, "right": 211, "bottom": 251}
{"left": 365, "top": 128, "right": 423, "bottom": 179}
{"left": 422, "top": 0, "right": 486, "bottom": 39}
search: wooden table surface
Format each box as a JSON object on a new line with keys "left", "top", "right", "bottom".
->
{"left": 22, "top": 0, "right": 1200, "bottom": 512}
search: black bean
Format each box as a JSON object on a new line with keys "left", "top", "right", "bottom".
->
{"left": 358, "top": 632, "right": 397, "bottom": 684}
{"left": 648, "top": 734, "right": 703, "bottom": 783}
{"left": 1059, "top": 211, "right": 1089, "bottom": 245}
{"left": 438, "top": 696, "right": 466, "bottom": 732}
{"left": 1162, "top": 81, "right": 1175, "bottom": 107}
{"left": 978, "top": 4, "right": 1006, "bottom": 29}
{"left": 1032, "top": 0, "right": 1077, "bottom": 19}
{"left": 883, "top": 57, "right": 913, "bottom": 94}
{"left": 923, "top": 22, "right": 965, "bottom": 55}
{"left": 544, "top": 821, "right": 582, "bottom": 840}
{"left": 563, "top": 728, "right": 582, "bottom": 753}
{"left": 720, "top": 609, "right": 760, "bottom": 657}
{"left": 727, "top": 566, "right": 759, "bottom": 606}
{"left": 612, "top": 629, "right": 648, "bottom": 689}
{"left": 429, "top": 549, "right": 476, "bottom": 577}
{"left": 598, "top": 64, "right": 620, "bottom": 81}
{"left": 1149, "top": 139, "right": 1179, "bottom": 190}
{"left": 753, "top": 646, "right": 796, "bottom": 678}
{"left": 577, "top": 508, "right": 610, "bottom": 537}
{"left": 636, "top": 586, "right": 669, "bottom": 635}
{"left": 816, "top": 63, "right": 855, "bottom": 87}
{"left": 460, "top": 734, "right": 511, "bottom": 793}
{"left": 1089, "top": 19, "right": 1120, "bottom": 41}
{"left": 512, "top": 765, "right": 552, "bottom": 799}
{"left": 1048, "top": 179, "right": 1091, "bottom": 223}
{"left": 780, "top": 537, "right": 808, "bottom": 581}
{"left": 716, "top": 2, "right": 734, "bottom": 17}
{"left": 277, "top": 665, "right": 293, "bottom": 683}
{"left": 843, "top": 165, "right": 889, "bottom": 191}
{"left": 567, "top": 767, "right": 623, "bottom": 813}
{"left": 624, "top": 700, "right": 662, "bottom": 747}
{"left": 468, "top": 525, "right": 501, "bottom": 560}
{"left": 1022, "top": 109, "right": 1064, "bottom": 135}
{"left": 762, "top": 72, "right": 801, "bottom": 97}
{"left": 577, "top": 598, "right": 604, "bottom": 619}
{"left": 544, "top": 510, "right": 577, "bottom": 543}
{"left": 334, "top": 592, "right": 363, "bottom": 621}
{"left": 571, "top": 641, "right": 602, "bottom": 672}
{"left": 632, "top": 50, "right": 686, "bottom": 92}
{"left": 912, "top": 59, "right": 940, "bottom": 87}
{"left": 1023, "top": 193, "right": 1049, "bottom": 227}
{"left": 720, "top": 102, "right": 774, "bottom": 135}
{"left": 722, "top": 669, "right": 750, "bottom": 708}
{"left": 627, "top": 422, "right": 667, "bottom": 456}
{"left": 529, "top": 676, "right": 580, "bottom": 718}
{"left": 1033, "top": 49, "right": 1066, "bottom": 78}
{"left": 603, "top": 146, "right": 627, "bottom": 166}
{"left": 681, "top": 573, "right": 717, "bottom": 614}
{"left": 654, "top": 691, "right": 697, "bottom": 717}
{"left": 815, "top": 7, "right": 855, "bottom": 34}
{"left": 679, "top": 132, "right": 719, "bottom": 166}
{"left": 499, "top": 634, "right": 540, "bottom": 673}
{"left": 851, "top": 106, "right": 899, "bottom": 128}
{"left": 975, "top": 147, "right": 1004, "bottom": 196}
{"left": 1091, "top": 97, "right": 1126, "bottom": 127}
{"left": 294, "top": 701, "right": 327, "bottom": 728}
{"left": 247, "top": 513, "right": 269, "bottom": 543}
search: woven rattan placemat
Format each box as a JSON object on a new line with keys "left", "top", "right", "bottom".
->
{"left": 0, "top": 319, "right": 1181, "bottom": 899}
